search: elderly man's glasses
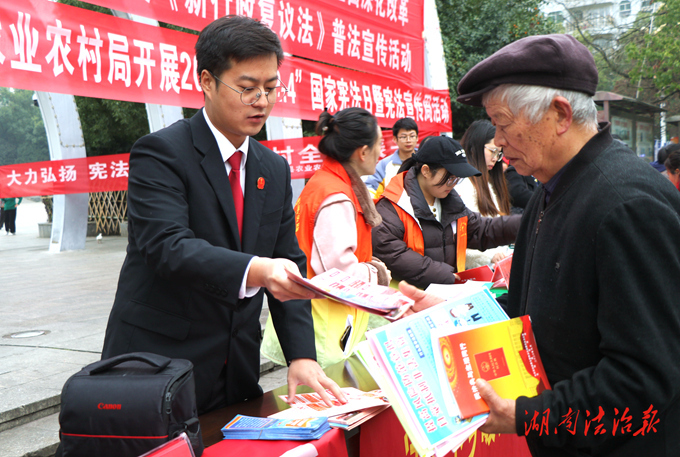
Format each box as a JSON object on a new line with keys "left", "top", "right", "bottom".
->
{"left": 211, "top": 72, "right": 287, "bottom": 105}
{"left": 486, "top": 146, "right": 503, "bottom": 161}
{"left": 398, "top": 134, "right": 418, "bottom": 141}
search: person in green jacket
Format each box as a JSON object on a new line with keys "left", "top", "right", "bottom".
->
{"left": 2, "top": 197, "right": 22, "bottom": 235}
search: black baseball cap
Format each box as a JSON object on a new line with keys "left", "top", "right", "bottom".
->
{"left": 412, "top": 136, "right": 481, "bottom": 178}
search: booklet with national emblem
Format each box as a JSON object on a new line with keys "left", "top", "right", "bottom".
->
{"left": 433, "top": 315, "right": 550, "bottom": 420}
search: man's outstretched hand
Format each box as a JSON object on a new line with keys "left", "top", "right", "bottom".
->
{"left": 287, "top": 358, "right": 347, "bottom": 407}
{"left": 398, "top": 281, "right": 445, "bottom": 317}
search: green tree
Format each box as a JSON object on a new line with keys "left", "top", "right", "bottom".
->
{"left": 559, "top": 1, "right": 679, "bottom": 129}
{"left": 436, "top": 0, "right": 558, "bottom": 137}
{"left": 626, "top": 0, "right": 680, "bottom": 102}
{"left": 0, "top": 88, "right": 50, "bottom": 165}
{"left": 75, "top": 97, "right": 150, "bottom": 156}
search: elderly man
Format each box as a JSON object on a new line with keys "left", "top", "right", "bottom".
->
{"left": 455, "top": 34, "right": 680, "bottom": 456}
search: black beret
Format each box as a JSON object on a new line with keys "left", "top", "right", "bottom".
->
{"left": 457, "top": 34, "right": 598, "bottom": 106}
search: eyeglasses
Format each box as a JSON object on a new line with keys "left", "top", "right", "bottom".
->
{"left": 442, "top": 175, "right": 462, "bottom": 187}
{"left": 397, "top": 134, "right": 418, "bottom": 141}
{"left": 485, "top": 146, "right": 503, "bottom": 161}
{"left": 211, "top": 72, "right": 287, "bottom": 105}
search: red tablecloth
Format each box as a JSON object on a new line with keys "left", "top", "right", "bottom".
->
{"left": 360, "top": 408, "right": 532, "bottom": 457}
{"left": 203, "top": 428, "right": 349, "bottom": 457}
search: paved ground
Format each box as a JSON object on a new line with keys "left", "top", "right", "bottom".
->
{"left": 0, "top": 197, "right": 287, "bottom": 456}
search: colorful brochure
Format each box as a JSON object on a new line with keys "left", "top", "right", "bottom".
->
{"left": 357, "top": 288, "right": 509, "bottom": 457}
{"left": 433, "top": 315, "right": 550, "bottom": 420}
{"left": 269, "top": 388, "right": 388, "bottom": 419}
{"left": 221, "top": 415, "right": 331, "bottom": 440}
{"left": 287, "top": 268, "right": 413, "bottom": 320}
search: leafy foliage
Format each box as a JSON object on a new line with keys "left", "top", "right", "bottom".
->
{"left": 562, "top": 0, "right": 679, "bottom": 127}
{"left": 74, "top": 97, "right": 150, "bottom": 156}
{"left": 436, "top": 0, "right": 557, "bottom": 137}
{"left": 625, "top": 0, "right": 680, "bottom": 101}
{"left": 0, "top": 88, "right": 49, "bottom": 165}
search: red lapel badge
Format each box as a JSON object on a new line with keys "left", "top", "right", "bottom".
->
{"left": 257, "top": 177, "right": 265, "bottom": 189}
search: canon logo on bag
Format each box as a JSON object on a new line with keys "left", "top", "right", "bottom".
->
{"left": 97, "top": 403, "right": 122, "bottom": 410}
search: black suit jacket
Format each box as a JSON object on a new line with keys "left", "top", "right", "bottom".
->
{"left": 102, "top": 111, "right": 316, "bottom": 412}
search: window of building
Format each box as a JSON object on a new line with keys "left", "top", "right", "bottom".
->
{"left": 620, "top": 0, "right": 631, "bottom": 17}
{"left": 548, "top": 11, "right": 564, "bottom": 23}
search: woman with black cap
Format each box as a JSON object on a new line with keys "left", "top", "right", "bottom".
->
{"left": 372, "top": 136, "right": 521, "bottom": 289}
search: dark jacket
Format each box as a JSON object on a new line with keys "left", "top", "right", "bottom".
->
{"left": 504, "top": 165, "right": 539, "bottom": 211}
{"left": 510, "top": 124, "right": 680, "bottom": 456}
{"left": 372, "top": 168, "right": 520, "bottom": 289}
{"left": 102, "top": 112, "right": 315, "bottom": 414}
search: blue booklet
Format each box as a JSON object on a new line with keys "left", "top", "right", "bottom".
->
{"left": 221, "top": 415, "right": 331, "bottom": 440}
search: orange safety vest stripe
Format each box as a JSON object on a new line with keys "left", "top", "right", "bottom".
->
{"left": 380, "top": 172, "right": 468, "bottom": 272}
{"left": 295, "top": 157, "right": 373, "bottom": 276}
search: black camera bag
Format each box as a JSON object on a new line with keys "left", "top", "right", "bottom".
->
{"left": 57, "top": 352, "right": 204, "bottom": 457}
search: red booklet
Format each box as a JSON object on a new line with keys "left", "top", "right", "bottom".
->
{"left": 435, "top": 315, "right": 550, "bottom": 419}
{"left": 456, "top": 265, "right": 494, "bottom": 283}
{"left": 490, "top": 255, "right": 513, "bottom": 289}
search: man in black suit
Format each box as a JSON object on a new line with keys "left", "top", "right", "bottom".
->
{"left": 102, "top": 15, "right": 345, "bottom": 415}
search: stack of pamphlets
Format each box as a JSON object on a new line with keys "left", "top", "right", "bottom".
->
{"left": 221, "top": 415, "right": 331, "bottom": 440}
{"left": 357, "top": 288, "right": 546, "bottom": 457}
{"left": 286, "top": 268, "right": 413, "bottom": 320}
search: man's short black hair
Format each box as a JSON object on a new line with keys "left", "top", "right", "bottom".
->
{"left": 392, "top": 117, "right": 418, "bottom": 137}
{"left": 195, "top": 15, "right": 284, "bottom": 78}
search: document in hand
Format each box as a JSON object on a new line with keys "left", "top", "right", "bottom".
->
{"left": 491, "top": 254, "right": 513, "bottom": 289}
{"left": 433, "top": 315, "right": 550, "bottom": 420}
{"left": 356, "top": 288, "right": 509, "bottom": 457}
{"left": 455, "top": 264, "right": 494, "bottom": 283}
{"left": 286, "top": 268, "right": 413, "bottom": 320}
{"left": 221, "top": 415, "right": 331, "bottom": 440}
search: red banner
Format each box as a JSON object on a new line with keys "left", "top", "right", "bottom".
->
{"left": 0, "top": 154, "right": 130, "bottom": 198}
{"left": 0, "top": 0, "right": 450, "bottom": 131}
{"left": 80, "top": 0, "right": 424, "bottom": 84}
{"left": 0, "top": 130, "right": 443, "bottom": 198}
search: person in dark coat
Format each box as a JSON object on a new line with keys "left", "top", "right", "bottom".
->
{"left": 456, "top": 33, "right": 680, "bottom": 456}
{"left": 102, "top": 15, "right": 345, "bottom": 416}
{"left": 372, "top": 136, "right": 520, "bottom": 289}
{"left": 503, "top": 163, "right": 539, "bottom": 213}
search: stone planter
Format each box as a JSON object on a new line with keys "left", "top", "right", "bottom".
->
{"left": 38, "top": 222, "right": 52, "bottom": 238}
{"left": 119, "top": 221, "right": 128, "bottom": 238}
{"left": 38, "top": 221, "right": 98, "bottom": 238}
{"left": 86, "top": 221, "right": 97, "bottom": 237}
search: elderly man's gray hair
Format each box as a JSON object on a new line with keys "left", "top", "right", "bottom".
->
{"left": 483, "top": 84, "right": 598, "bottom": 131}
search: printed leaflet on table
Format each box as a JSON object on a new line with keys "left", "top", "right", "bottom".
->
{"left": 269, "top": 387, "right": 388, "bottom": 419}
{"left": 327, "top": 405, "right": 390, "bottom": 430}
{"left": 356, "top": 288, "right": 509, "bottom": 457}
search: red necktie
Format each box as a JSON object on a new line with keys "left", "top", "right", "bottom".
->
{"left": 227, "top": 150, "right": 244, "bottom": 239}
